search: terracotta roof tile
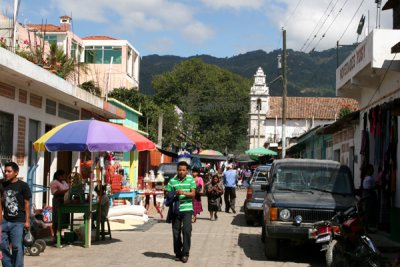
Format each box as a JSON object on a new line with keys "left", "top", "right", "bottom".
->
{"left": 27, "top": 24, "right": 68, "bottom": 32}
{"left": 81, "top": 36, "right": 117, "bottom": 40}
{"left": 267, "top": 97, "right": 359, "bottom": 119}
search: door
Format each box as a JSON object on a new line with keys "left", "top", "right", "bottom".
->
{"left": 57, "top": 151, "right": 72, "bottom": 174}
{"left": 0, "top": 111, "right": 13, "bottom": 171}
{"left": 28, "top": 119, "right": 40, "bottom": 168}
{"left": 42, "top": 124, "right": 53, "bottom": 205}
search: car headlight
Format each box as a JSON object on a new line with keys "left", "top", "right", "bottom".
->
{"left": 279, "top": 209, "right": 291, "bottom": 220}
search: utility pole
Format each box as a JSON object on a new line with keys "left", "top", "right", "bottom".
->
{"left": 257, "top": 101, "right": 260, "bottom": 147}
{"left": 157, "top": 113, "right": 163, "bottom": 147}
{"left": 281, "top": 29, "right": 287, "bottom": 159}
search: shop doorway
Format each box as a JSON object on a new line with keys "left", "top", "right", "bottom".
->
{"left": 42, "top": 124, "right": 53, "bottom": 206}
{"left": 0, "top": 111, "right": 13, "bottom": 168}
{"left": 349, "top": 146, "right": 355, "bottom": 177}
{"left": 28, "top": 119, "right": 40, "bottom": 168}
{"left": 334, "top": 149, "right": 340, "bottom": 163}
{"left": 57, "top": 151, "right": 72, "bottom": 175}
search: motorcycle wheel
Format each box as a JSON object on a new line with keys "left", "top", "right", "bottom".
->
{"left": 35, "top": 239, "right": 46, "bottom": 252}
{"left": 326, "top": 240, "right": 349, "bottom": 267}
{"left": 28, "top": 243, "right": 41, "bottom": 256}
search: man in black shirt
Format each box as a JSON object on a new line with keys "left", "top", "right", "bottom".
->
{"left": 1, "top": 161, "right": 32, "bottom": 267}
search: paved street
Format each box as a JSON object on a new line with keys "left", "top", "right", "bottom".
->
{"left": 26, "top": 190, "right": 326, "bottom": 267}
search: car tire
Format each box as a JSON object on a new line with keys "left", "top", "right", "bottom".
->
{"left": 264, "top": 235, "right": 279, "bottom": 260}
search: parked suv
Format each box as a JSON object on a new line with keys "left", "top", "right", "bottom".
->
{"left": 261, "top": 159, "right": 356, "bottom": 259}
{"left": 244, "top": 164, "right": 271, "bottom": 225}
{"left": 157, "top": 162, "right": 178, "bottom": 185}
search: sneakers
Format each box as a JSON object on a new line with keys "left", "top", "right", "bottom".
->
{"left": 232, "top": 208, "right": 236, "bottom": 214}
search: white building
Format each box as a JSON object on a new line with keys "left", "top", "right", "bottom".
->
{"left": 336, "top": 26, "right": 400, "bottom": 239}
{"left": 248, "top": 67, "right": 358, "bottom": 151}
{"left": 0, "top": 47, "right": 125, "bottom": 209}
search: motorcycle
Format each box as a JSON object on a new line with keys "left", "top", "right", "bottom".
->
{"left": 309, "top": 203, "right": 385, "bottom": 267}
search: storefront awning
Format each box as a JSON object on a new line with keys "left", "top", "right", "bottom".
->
{"left": 157, "top": 148, "right": 178, "bottom": 158}
{"left": 191, "top": 154, "right": 228, "bottom": 161}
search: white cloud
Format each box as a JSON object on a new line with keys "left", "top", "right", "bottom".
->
{"left": 183, "top": 21, "right": 215, "bottom": 43}
{"left": 201, "top": 0, "right": 264, "bottom": 10}
{"left": 265, "top": 0, "right": 393, "bottom": 52}
{"left": 145, "top": 37, "right": 175, "bottom": 54}
{"left": 47, "top": 0, "right": 214, "bottom": 45}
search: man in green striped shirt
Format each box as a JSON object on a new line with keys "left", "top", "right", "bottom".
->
{"left": 166, "top": 161, "right": 196, "bottom": 263}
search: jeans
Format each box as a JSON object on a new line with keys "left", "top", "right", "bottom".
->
{"left": 224, "top": 187, "right": 236, "bottom": 212}
{"left": 1, "top": 219, "right": 25, "bottom": 267}
{"left": 172, "top": 211, "right": 192, "bottom": 257}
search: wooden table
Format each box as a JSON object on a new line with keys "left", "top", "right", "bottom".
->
{"left": 109, "top": 191, "right": 138, "bottom": 207}
{"left": 57, "top": 203, "right": 99, "bottom": 248}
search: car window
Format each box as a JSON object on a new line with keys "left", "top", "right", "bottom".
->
{"left": 272, "top": 165, "right": 353, "bottom": 194}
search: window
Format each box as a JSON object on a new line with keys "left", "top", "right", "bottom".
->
{"left": 71, "top": 41, "right": 77, "bottom": 59}
{"left": 273, "top": 164, "right": 353, "bottom": 194}
{"left": 46, "top": 99, "right": 57, "bottom": 115}
{"left": 44, "top": 35, "right": 57, "bottom": 45}
{"left": 104, "top": 46, "right": 122, "bottom": 64}
{"left": 58, "top": 103, "right": 79, "bottom": 120}
{"left": 0, "top": 111, "right": 13, "bottom": 166}
{"left": 84, "top": 46, "right": 122, "bottom": 64}
{"left": 256, "top": 98, "right": 262, "bottom": 110}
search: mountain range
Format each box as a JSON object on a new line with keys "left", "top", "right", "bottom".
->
{"left": 139, "top": 46, "right": 355, "bottom": 97}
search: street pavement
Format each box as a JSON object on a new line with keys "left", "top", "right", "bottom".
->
{"left": 25, "top": 189, "right": 397, "bottom": 267}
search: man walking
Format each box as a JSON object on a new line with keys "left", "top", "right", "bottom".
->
{"left": 223, "top": 163, "right": 237, "bottom": 213}
{"left": 165, "top": 161, "right": 196, "bottom": 263}
{"left": 1, "top": 161, "right": 32, "bottom": 267}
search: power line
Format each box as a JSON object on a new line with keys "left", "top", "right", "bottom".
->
{"left": 305, "top": 0, "right": 340, "bottom": 53}
{"left": 299, "top": 0, "right": 335, "bottom": 52}
{"left": 310, "top": 0, "right": 350, "bottom": 52}
{"left": 338, "top": 0, "right": 365, "bottom": 42}
{"left": 283, "top": 0, "right": 304, "bottom": 28}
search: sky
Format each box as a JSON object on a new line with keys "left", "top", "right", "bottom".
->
{"left": 1, "top": 0, "right": 394, "bottom": 58}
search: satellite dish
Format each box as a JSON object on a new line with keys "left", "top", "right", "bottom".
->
{"left": 357, "top": 14, "right": 366, "bottom": 35}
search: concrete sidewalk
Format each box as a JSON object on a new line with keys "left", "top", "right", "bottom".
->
{"left": 370, "top": 231, "right": 400, "bottom": 253}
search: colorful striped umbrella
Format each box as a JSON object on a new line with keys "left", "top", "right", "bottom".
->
{"left": 199, "top": 149, "right": 223, "bottom": 156}
{"left": 33, "top": 119, "right": 155, "bottom": 152}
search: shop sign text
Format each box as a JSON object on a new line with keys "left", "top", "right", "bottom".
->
{"left": 339, "top": 43, "right": 366, "bottom": 80}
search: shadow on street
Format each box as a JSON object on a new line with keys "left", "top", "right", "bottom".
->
{"left": 231, "top": 213, "right": 260, "bottom": 227}
{"left": 92, "top": 238, "right": 122, "bottom": 245}
{"left": 237, "top": 233, "right": 326, "bottom": 266}
{"left": 238, "top": 233, "right": 265, "bottom": 261}
{"left": 143, "top": 251, "right": 176, "bottom": 260}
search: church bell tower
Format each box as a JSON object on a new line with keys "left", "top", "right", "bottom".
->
{"left": 248, "top": 67, "right": 269, "bottom": 149}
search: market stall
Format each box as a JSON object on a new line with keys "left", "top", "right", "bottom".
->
{"left": 33, "top": 119, "right": 155, "bottom": 248}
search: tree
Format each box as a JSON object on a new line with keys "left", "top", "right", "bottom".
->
{"left": 152, "top": 58, "right": 251, "bottom": 153}
{"left": 108, "top": 88, "right": 180, "bottom": 149}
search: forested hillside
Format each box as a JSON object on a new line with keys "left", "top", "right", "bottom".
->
{"left": 140, "top": 46, "right": 354, "bottom": 97}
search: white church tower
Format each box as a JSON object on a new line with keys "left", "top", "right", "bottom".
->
{"left": 248, "top": 67, "right": 269, "bottom": 149}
